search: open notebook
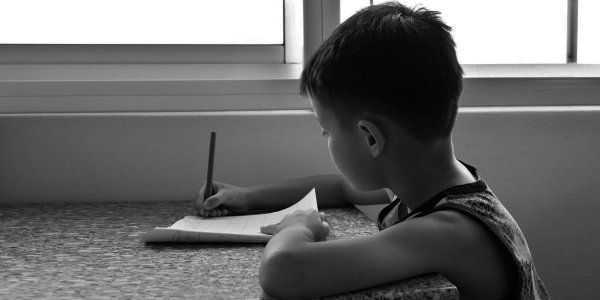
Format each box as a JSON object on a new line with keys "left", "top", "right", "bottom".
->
{"left": 142, "top": 189, "right": 317, "bottom": 243}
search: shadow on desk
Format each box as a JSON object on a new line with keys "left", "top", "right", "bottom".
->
{"left": 259, "top": 274, "right": 457, "bottom": 299}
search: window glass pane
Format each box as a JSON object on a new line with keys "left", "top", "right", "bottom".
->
{"left": 341, "top": 0, "right": 567, "bottom": 64}
{"left": 578, "top": 0, "right": 600, "bottom": 63}
{"left": 0, "top": 0, "right": 283, "bottom": 44}
{"left": 341, "top": 0, "right": 370, "bottom": 22}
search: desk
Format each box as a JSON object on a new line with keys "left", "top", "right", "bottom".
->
{"left": 0, "top": 201, "right": 457, "bottom": 299}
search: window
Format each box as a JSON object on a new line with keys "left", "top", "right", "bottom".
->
{"left": 0, "top": 0, "right": 301, "bottom": 63}
{"left": 341, "top": 0, "right": 596, "bottom": 65}
{"left": 0, "top": 0, "right": 598, "bottom": 114}
{"left": 579, "top": 0, "right": 600, "bottom": 63}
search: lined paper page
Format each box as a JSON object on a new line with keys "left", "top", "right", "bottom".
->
{"left": 142, "top": 189, "right": 317, "bottom": 243}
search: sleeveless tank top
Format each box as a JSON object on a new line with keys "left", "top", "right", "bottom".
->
{"left": 377, "top": 162, "right": 550, "bottom": 300}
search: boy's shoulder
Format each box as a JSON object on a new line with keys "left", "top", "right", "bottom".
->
{"left": 378, "top": 208, "right": 519, "bottom": 299}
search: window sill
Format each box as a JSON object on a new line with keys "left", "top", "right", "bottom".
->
{"left": 0, "top": 64, "right": 307, "bottom": 113}
{"left": 0, "top": 63, "right": 304, "bottom": 96}
{"left": 463, "top": 64, "right": 600, "bottom": 78}
{"left": 0, "top": 63, "right": 599, "bottom": 113}
{"left": 460, "top": 64, "right": 600, "bottom": 107}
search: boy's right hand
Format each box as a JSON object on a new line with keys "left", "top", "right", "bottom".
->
{"left": 194, "top": 181, "right": 251, "bottom": 217}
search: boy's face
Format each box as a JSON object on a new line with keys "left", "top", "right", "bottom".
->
{"left": 311, "top": 98, "right": 379, "bottom": 191}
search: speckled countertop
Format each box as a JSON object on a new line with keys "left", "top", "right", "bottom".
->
{"left": 0, "top": 201, "right": 457, "bottom": 299}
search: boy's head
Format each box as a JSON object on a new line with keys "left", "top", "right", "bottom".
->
{"left": 301, "top": 2, "right": 463, "bottom": 142}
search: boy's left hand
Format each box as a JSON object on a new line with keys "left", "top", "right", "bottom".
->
{"left": 260, "top": 209, "right": 330, "bottom": 242}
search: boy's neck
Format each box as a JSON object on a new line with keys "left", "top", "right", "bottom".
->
{"left": 385, "top": 140, "right": 476, "bottom": 211}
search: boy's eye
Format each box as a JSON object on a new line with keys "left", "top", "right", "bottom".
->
{"left": 321, "top": 130, "right": 329, "bottom": 137}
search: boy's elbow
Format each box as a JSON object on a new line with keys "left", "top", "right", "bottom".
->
{"left": 259, "top": 250, "right": 310, "bottom": 299}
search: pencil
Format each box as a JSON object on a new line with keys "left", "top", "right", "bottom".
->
{"left": 203, "top": 131, "right": 216, "bottom": 201}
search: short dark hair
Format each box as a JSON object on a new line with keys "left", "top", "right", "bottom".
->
{"left": 300, "top": 2, "right": 463, "bottom": 141}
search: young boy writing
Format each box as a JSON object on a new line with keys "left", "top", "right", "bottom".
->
{"left": 194, "top": 3, "right": 549, "bottom": 299}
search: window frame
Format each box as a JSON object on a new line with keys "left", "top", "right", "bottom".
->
{"left": 0, "top": 44, "right": 286, "bottom": 64}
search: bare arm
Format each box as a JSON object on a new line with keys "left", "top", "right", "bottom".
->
{"left": 247, "top": 174, "right": 390, "bottom": 211}
{"left": 197, "top": 175, "right": 390, "bottom": 217}
{"left": 259, "top": 210, "right": 518, "bottom": 299}
{"left": 259, "top": 213, "right": 443, "bottom": 299}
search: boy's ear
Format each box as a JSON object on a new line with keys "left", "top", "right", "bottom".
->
{"left": 357, "top": 120, "right": 385, "bottom": 157}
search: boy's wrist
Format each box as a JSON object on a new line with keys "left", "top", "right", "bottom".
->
{"left": 244, "top": 186, "right": 259, "bottom": 211}
{"left": 277, "top": 225, "right": 318, "bottom": 242}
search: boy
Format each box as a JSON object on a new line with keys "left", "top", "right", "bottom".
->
{"left": 195, "top": 3, "right": 549, "bottom": 299}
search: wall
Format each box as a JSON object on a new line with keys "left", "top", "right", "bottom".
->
{"left": 1, "top": 108, "right": 598, "bottom": 299}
